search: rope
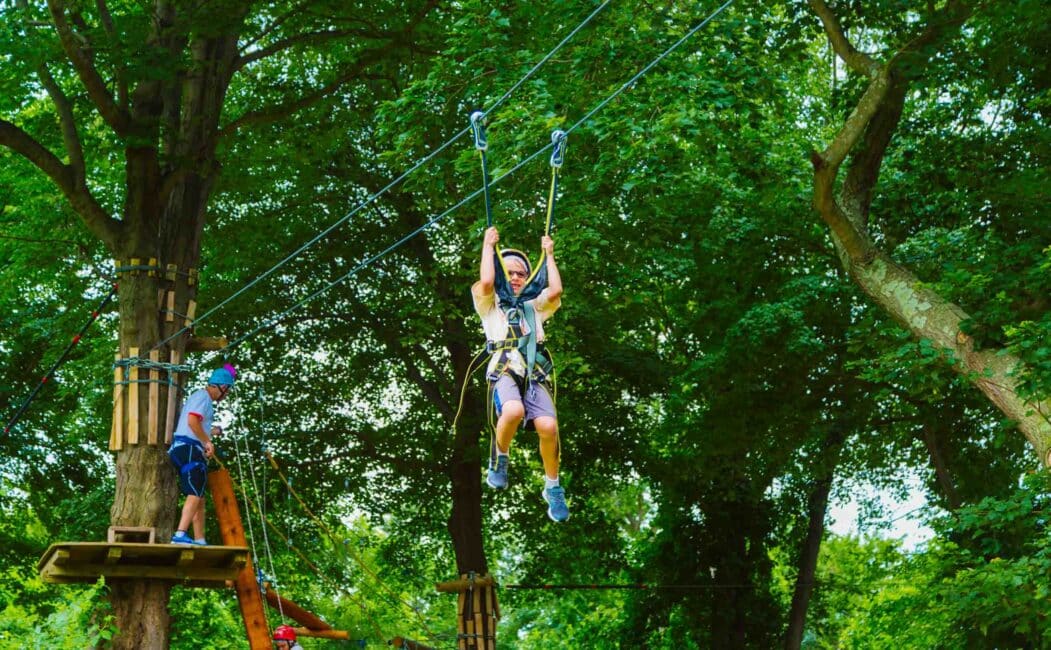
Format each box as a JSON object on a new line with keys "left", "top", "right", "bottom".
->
{"left": 211, "top": 0, "right": 735, "bottom": 359}
{"left": 3, "top": 283, "right": 118, "bottom": 437}
{"left": 264, "top": 451, "right": 438, "bottom": 641}
{"left": 150, "top": 1, "right": 612, "bottom": 356}
{"left": 249, "top": 385, "right": 284, "bottom": 622}
{"left": 213, "top": 454, "right": 388, "bottom": 642}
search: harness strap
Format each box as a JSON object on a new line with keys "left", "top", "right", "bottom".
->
{"left": 170, "top": 441, "right": 208, "bottom": 478}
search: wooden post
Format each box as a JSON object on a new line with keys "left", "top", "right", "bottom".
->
{"left": 437, "top": 574, "right": 498, "bottom": 650}
{"left": 210, "top": 467, "right": 271, "bottom": 649}
{"left": 110, "top": 353, "right": 123, "bottom": 451}
{"left": 127, "top": 347, "right": 139, "bottom": 445}
{"left": 165, "top": 349, "right": 182, "bottom": 445}
{"left": 148, "top": 350, "right": 160, "bottom": 445}
{"left": 166, "top": 291, "right": 175, "bottom": 322}
{"left": 185, "top": 300, "right": 196, "bottom": 329}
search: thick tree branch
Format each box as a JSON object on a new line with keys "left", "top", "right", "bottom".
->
{"left": 47, "top": 0, "right": 132, "bottom": 136}
{"left": 0, "top": 120, "right": 123, "bottom": 248}
{"left": 807, "top": 0, "right": 879, "bottom": 77}
{"left": 36, "top": 65, "right": 87, "bottom": 185}
{"left": 236, "top": 28, "right": 393, "bottom": 71}
{"left": 220, "top": 48, "right": 389, "bottom": 137}
{"left": 94, "top": 0, "right": 128, "bottom": 108}
{"left": 840, "top": 77, "right": 908, "bottom": 227}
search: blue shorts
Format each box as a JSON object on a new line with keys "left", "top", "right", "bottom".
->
{"left": 168, "top": 441, "right": 208, "bottom": 497}
{"left": 493, "top": 374, "right": 557, "bottom": 429}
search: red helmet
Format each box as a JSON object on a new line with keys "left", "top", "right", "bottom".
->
{"left": 273, "top": 625, "right": 297, "bottom": 641}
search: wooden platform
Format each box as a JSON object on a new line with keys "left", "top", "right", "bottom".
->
{"left": 38, "top": 542, "right": 250, "bottom": 588}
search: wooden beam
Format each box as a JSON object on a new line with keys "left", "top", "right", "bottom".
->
{"left": 292, "top": 628, "right": 350, "bottom": 640}
{"left": 127, "top": 347, "right": 139, "bottom": 444}
{"left": 210, "top": 468, "right": 272, "bottom": 649}
{"left": 148, "top": 349, "right": 159, "bottom": 444}
{"left": 164, "top": 349, "right": 182, "bottom": 445}
{"left": 436, "top": 575, "right": 496, "bottom": 593}
{"left": 186, "top": 336, "right": 229, "bottom": 353}
{"left": 262, "top": 582, "right": 332, "bottom": 630}
{"left": 111, "top": 353, "right": 123, "bottom": 451}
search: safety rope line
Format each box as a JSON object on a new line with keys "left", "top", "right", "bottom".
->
{"left": 249, "top": 384, "right": 285, "bottom": 623}
{"left": 150, "top": 1, "right": 612, "bottom": 356}
{"left": 264, "top": 451, "right": 438, "bottom": 641}
{"left": 230, "top": 426, "right": 276, "bottom": 619}
{"left": 214, "top": 454, "right": 387, "bottom": 642}
{"left": 210, "top": 0, "right": 735, "bottom": 360}
{"left": 3, "top": 283, "right": 118, "bottom": 437}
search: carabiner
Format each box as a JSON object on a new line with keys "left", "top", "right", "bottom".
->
{"left": 549, "top": 129, "right": 567, "bottom": 169}
{"left": 470, "top": 111, "right": 488, "bottom": 152}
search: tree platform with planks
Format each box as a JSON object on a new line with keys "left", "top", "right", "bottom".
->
{"left": 37, "top": 541, "right": 249, "bottom": 587}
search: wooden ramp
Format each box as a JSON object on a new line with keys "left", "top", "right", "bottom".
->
{"left": 38, "top": 542, "right": 250, "bottom": 587}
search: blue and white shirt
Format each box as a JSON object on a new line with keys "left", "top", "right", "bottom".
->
{"left": 172, "top": 388, "right": 214, "bottom": 447}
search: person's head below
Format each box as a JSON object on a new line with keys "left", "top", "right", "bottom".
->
{"left": 501, "top": 250, "right": 531, "bottom": 295}
{"left": 273, "top": 625, "right": 302, "bottom": 650}
{"left": 206, "top": 363, "right": 237, "bottom": 401}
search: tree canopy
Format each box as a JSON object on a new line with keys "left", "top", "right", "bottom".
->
{"left": 1, "top": 0, "right": 1048, "bottom": 647}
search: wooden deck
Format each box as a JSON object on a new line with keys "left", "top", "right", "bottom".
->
{"left": 38, "top": 542, "right": 250, "bottom": 588}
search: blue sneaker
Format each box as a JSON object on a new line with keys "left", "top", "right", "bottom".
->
{"left": 191, "top": 538, "right": 207, "bottom": 546}
{"left": 170, "top": 531, "right": 194, "bottom": 545}
{"left": 542, "top": 486, "right": 570, "bottom": 522}
{"left": 487, "top": 455, "right": 509, "bottom": 490}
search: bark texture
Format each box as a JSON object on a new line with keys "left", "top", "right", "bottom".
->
{"left": 807, "top": 0, "right": 1051, "bottom": 467}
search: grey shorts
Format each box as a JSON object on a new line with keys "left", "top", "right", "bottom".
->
{"left": 492, "top": 374, "right": 557, "bottom": 427}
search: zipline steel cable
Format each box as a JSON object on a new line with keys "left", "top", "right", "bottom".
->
{"left": 151, "top": 1, "right": 612, "bottom": 355}
{"left": 214, "top": 0, "right": 735, "bottom": 357}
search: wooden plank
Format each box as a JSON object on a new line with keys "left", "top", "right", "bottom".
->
{"left": 262, "top": 582, "right": 332, "bottom": 630}
{"left": 44, "top": 562, "right": 239, "bottom": 582}
{"left": 184, "top": 299, "right": 196, "bottom": 329}
{"left": 165, "top": 349, "right": 181, "bottom": 445}
{"left": 210, "top": 468, "right": 271, "bottom": 649}
{"left": 291, "top": 628, "right": 350, "bottom": 640}
{"left": 472, "top": 585, "right": 482, "bottom": 650}
{"left": 108, "top": 526, "right": 155, "bottom": 544}
{"left": 166, "top": 291, "right": 175, "bottom": 322}
{"left": 457, "top": 589, "right": 467, "bottom": 650}
{"left": 484, "top": 586, "right": 495, "bottom": 650}
{"left": 436, "top": 575, "right": 496, "bottom": 592}
{"left": 186, "top": 336, "right": 229, "bottom": 352}
{"left": 37, "top": 542, "right": 249, "bottom": 587}
{"left": 111, "top": 353, "right": 123, "bottom": 451}
{"left": 148, "top": 350, "right": 159, "bottom": 444}
{"left": 127, "top": 347, "right": 139, "bottom": 445}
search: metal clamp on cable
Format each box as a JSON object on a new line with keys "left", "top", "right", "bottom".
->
{"left": 550, "top": 129, "right": 567, "bottom": 169}
{"left": 470, "top": 111, "right": 488, "bottom": 151}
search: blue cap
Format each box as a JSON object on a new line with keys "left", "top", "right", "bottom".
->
{"left": 208, "top": 363, "right": 237, "bottom": 387}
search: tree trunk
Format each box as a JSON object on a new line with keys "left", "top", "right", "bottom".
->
{"left": 109, "top": 264, "right": 189, "bottom": 648}
{"left": 921, "top": 421, "right": 962, "bottom": 510}
{"left": 807, "top": 0, "right": 1051, "bottom": 467}
{"left": 839, "top": 249, "right": 1051, "bottom": 466}
{"left": 784, "top": 430, "right": 845, "bottom": 650}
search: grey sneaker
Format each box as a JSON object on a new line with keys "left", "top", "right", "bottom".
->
{"left": 486, "top": 454, "right": 509, "bottom": 490}
{"left": 542, "top": 486, "right": 570, "bottom": 522}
